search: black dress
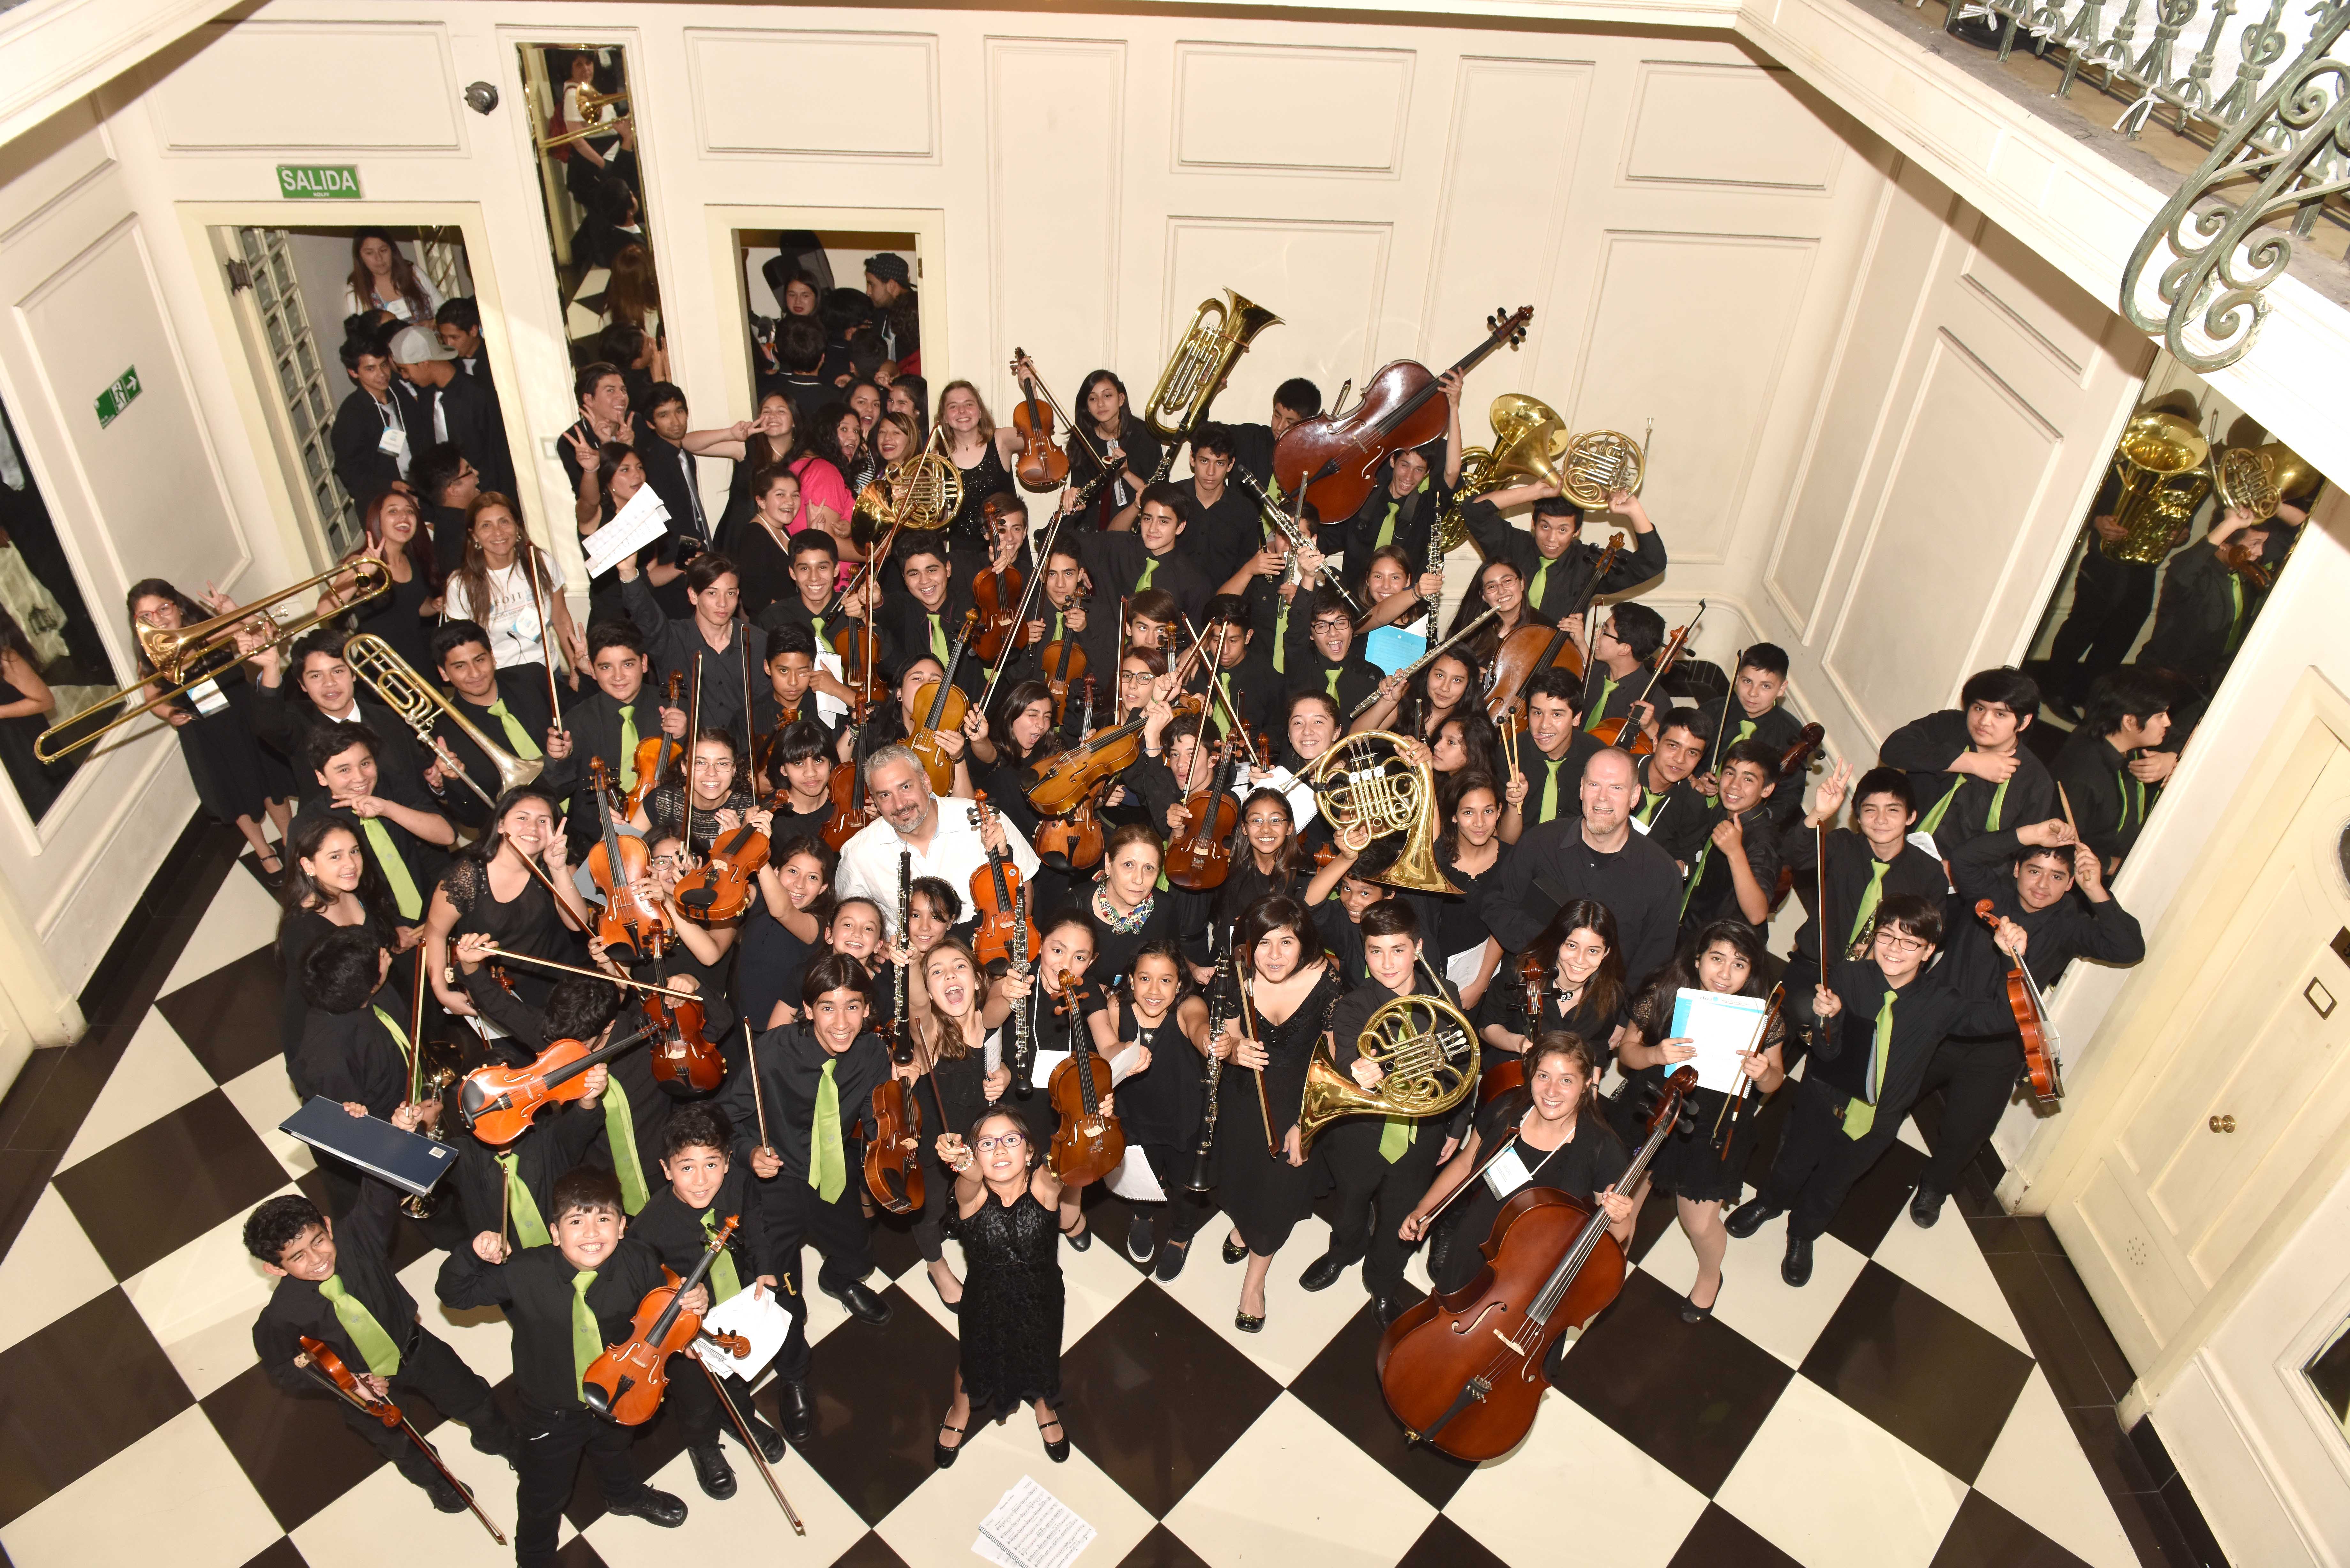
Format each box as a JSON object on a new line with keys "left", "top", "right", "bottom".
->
{"left": 350, "top": 557, "right": 437, "bottom": 675}
{"left": 734, "top": 880, "right": 816, "bottom": 1034}
{"left": 1610, "top": 985, "right": 1783, "bottom": 1205}
{"left": 1213, "top": 964, "right": 1343, "bottom": 1255}
{"left": 439, "top": 856, "right": 577, "bottom": 1011}
{"left": 949, "top": 1185, "right": 1063, "bottom": 1410}
{"left": 946, "top": 443, "right": 1012, "bottom": 551}
{"left": 161, "top": 648, "right": 281, "bottom": 823}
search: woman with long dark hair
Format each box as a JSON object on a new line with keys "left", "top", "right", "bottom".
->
{"left": 0, "top": 604, "right": 58, "bottom": 816}
{"left": 934, "top": 381, "right": 1021, "bottom": 550}
{"left": 1426, "top": 768, "right": 1512, "bottom": 1008}
{"left": 1065, "top": 369, "right": 1161, "bottom": 530}
{"left": 703, "top": 392, "right": 851, "bottom": 550}
{"left": 441, "top": 493, "right": 583, "bottom": 677}
{"left": 1109, "top": 937, "right": 1210, "bottom": 1278}
{"left": 319, "top": 487, "right": 442, "bottom": 673}
{"left": 342, "top": 229, "right": 442, "bottom": 322}
{"left": 1479, "top": 896, "right": 1626, "bottom": 1065}
{"left": 421, "top": 783, "right": 588, "bottom": 1016}
{"left": 1197, "top": 788, "right": 1317, "bottom": 977}
{"left": 627, "top": 726, "right": 752, "bottom": 856}
{"left": 909, "top": 937, "right": 1014, "bottom": 1308}
{"left": 275, "top": 812, "right": 400, "bottom": 1071}
{"left": 125, "top": 577, "right": 289, "bottom": 871}
{"left": 815, "top": 398, "right": 878, "bottom": 495}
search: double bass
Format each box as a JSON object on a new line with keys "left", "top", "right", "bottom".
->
{"left": 1974, "top": 899, "right": 2062, "bottom": 1103}
{"left": 1376, "top": 1067, "right": 1695, "bottom": 1461}
{"left": 581, "top": 1216, "right": 752, "bottom": 1425}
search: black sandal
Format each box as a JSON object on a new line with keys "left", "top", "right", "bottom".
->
{"left": 934, "top": 1417, "right": 967, "bottom": 1469}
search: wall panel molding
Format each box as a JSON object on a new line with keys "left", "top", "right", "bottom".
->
{"left": 1170, "top": 41, "right": 1412, "bottom": 176}
{"left": 146, "top": 22, "right": 460, "bottom": 152}
{"left": 1958, "top": 215, "right": 2110, "bottom": 385}
{"left": 686, "top": 29, "right": 939, "bottom": 160}
{"left": 986, "top": 38, "right": 1124, "bottom": 388}
{"left": 1622, "top": 60, "right": 1844, "bottom": 193}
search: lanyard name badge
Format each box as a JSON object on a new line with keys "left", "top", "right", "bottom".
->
{"left": 184, "top": 676, "right": 230, "bottom": 716}
{"left": 375, "top": 400, "right": 406, "bottom": 457}
{"left": 1481, "top": 1142, "right": 1535, "bottom": 1199}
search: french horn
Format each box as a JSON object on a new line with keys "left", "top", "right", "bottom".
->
{"left": 1302, "top": 730, "right": 1457, "bottom": 894}
{"left": 1294, "top": 992, "right": 1479, "bottom": 1158}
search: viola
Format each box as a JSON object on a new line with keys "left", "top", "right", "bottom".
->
{"left": 826, "top": 697, "right": 880, "bottom": 853}
{"left": 1164, "top": 730, "right": 1248, "bottom": 891}
{"left": 906, "top": 609, "right": 981, "bottom": 795}
{"left": 642, "top": 933, "right": 724, "bottom": 1097}
{"left": 1034, "top": 789, "right": 1106, "bottom": 873}
{"left": 1377, "top": 1067, "right": 1694, "bottom": 1461}
{"left": 1585, "top": 714, "right": 1655, "bottom": 758}
{"left": 582, "top": 1216, "right": 752, "bottom": 1426}
{"left": 1046, "top": 975, "right": 1123, "bottom": 1187}
{"left": 1009, "top": 349, "right": 1070, "bottom": 492}
{"left": 1482, "top": 533, "right": 1624, "bottom": 726}
{"left": 456, "top": 1020, "right": 655, "bottom": 1146}
{"left": 1584, "top": 603, "right": 1703, "bottom": 758}
{"left": 2217, "top": 534, "right": 2276, "bottom": 589}
{"left": 621, "top": 672, "right": 686, "bottom": 817}
{"left": 585, "top": 760, "right": 667, "bottom": 964}
{"left": 1275, "top": 306, "right": 1531, "bottom": 520}
{"left": 1974, "top": 899, "right": 2062, "bottom": 1103}
{"left": 967, "top": 801, "right": 1039, "bottom": 968}
{"left": 1479, "top": 952, "right": 1548, "bottom": 1104}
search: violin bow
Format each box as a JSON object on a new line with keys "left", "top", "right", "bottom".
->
{"left": 525, "top": 551, "right": 565, "bottom": 737}
{"left": 406, "top": 935, "right": 429, "bottom": 1108}
{"left": 296, "top": 1355, "right": 509, "bottom": 1543}
{"left": 1626, "top": 599, "right": 1705, "bottom": 731}
{"left": 744, "top": 1019, "right": 773, "bottom": 1156}
{"left": 1716, "top": 643, "right": 1744, "bottom": 774}
{"left": 1229, "top": 951, "right": 1280, "bottom": 1158}
{"left": 1417, "top": 1128, "right": 1522, "bottom": 1231}
{"left": 700, "top": 1357, "right": 803, "bottom": 1533}
{"left": 979, "top": 507, "right": 1066, "bottom": 713}
{"left": 477, "top": 942, "right": 706, "bottom": 1002}
{"left": 1712, "top": 984, "right": 1785, "bottom": 1158}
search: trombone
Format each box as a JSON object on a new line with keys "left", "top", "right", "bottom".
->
{"left": 344, "top": 634, "right": 545, "bottom": 808}
{"left": 536, "top": 89, "right": 630, "bottom": 152}
{"left": 35, "top": 560, "right": 390, "bottom": 763}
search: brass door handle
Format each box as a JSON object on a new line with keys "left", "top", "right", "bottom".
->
{"left": 2209, "top": 1114, "right": 2236, "bottom": 1133}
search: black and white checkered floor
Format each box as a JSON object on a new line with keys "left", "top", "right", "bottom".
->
{"left": 0, "top": 827, "right": 2207, "bottom": 1568}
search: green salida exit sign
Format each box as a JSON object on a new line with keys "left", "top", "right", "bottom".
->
{"left": 277, "top": 163, "right": 361, "bottom": 200}
{"left": 94, "top": 367, "right": 141, "bottom": 428}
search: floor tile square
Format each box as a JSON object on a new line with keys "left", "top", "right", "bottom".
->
{"left": 398, "top": 1249, "right": 516, "bottom": 1390}
{"left": 1869, "top": 1194, "right": 2031, "bottom": 1354}
{"left": 202, "top": 1354, "right": 389, "bottom": 1531}
{"left": 1714, "top": 1376, "right": 1967, "bottom": 1568}
{"left": 1118, "top": 1522, "right": 1214, "bottom": 1567}
{"left": 289, "top": 1418, "right": 522, "bottom": 1568}
{"left": 0, "top": 1405, "right": 280, "bottom": 1568}
{"left": 1825, "top": 1138, "right": 1931, "bottom": 1256}
{"left": 220, "top": 1058, "right": 318, "bottom": 1181}
{"left": 1662, "top": 1503, "right": 1804, "bottom": 1567}
{"left": 830, "top": 1531, "right": 915, "bottom": 1566}
{"left": 1059, "top": 1281, "right": 1281, "bottom": 1517}
{"left": 1982, "top": 1250, "right": 2114, "bottom": 1412}
{"left": 1443, "top": 1388, "right": 1708, "bottom": 1568}
{"left": 1155, "top": 1210, "right": 1362, "bottom": 1383}
{"left": 52, "top": 1089, "right": 291, "bottom": 1279}
{"left": 157, "top": 947, "right": 287, "bottom": 1087}
{"left": 121, "top": 1180, "right": 290, "bottom": 1398}
{"left": 1287, "top": 1293, "right": 1475, "bottom": 1510}
{"left": 160, "top": 870, "right": 284, "bottom": 996}
{"left": 1394, "top": 1512, "right": 1512, "bottom": 1568}
{"left": 876, "top": 1410, "right": 1157, "bottom": 1566}
{"left": 1799, "top": 1262, "right": 2033, "bottom": 1484}
{"left": 0, "top": 1182, "right": 117, "bottom": 1354}
{"left": 0, "top": 1286, "right": 193, "bottom": 1526}
{"left": 1555, "top": 1268, "right": 1794, "bottom": 1496}
{"left": 1641, "top": 1216, "right": 1870, "bottom": 1368}
{"left": 236, "top": 1537, "right": 308, "bottom": 1568}
{"left": 795, "top": 1282, "right": 963, "bottom": 1525}
{"left": 1164, "top": 1392, "right": 1434, "bottom": 1567}
{"left": 1929, "top": 1489, "right": 2095, "bottom": 1568}
{"left": 586, "top": 1428, "right": 867, "bottom": 1568}
{"left": 1972, "top": 1370, "right": 2138, "bottom": 1568}
{"left": 56, "top": 1011, "right": 218, "bottom": 1169}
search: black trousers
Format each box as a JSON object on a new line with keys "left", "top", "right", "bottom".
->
{"left": 763, "top": 1175, "right": 875, "bottom": 1381}
{"left": 515, "top": 1403, "right": 647, "bottom": 1568}
{"left": 1914, "top": 1034, "right": 2023, "bottom": 1199}
{"left": 1133, "top": 1141, "right": 1211, "bottom": 1247}
{"left": 1781, "top": 955, "right": 1823, "bottom": 1073}
{"left": 2046, "top": 550, "right": 2158, "bottom": 697}
{"left": 351, "top": 1329, "right": 515, "bottom": 1486}
{"left": 669, "top": 1358, "right": 761, "bottom": 1451}
{"left": 1319, "top": 1119, "right": 1446, "bottom": 1293}
{"left": 1754, "top": 1075, "right": 1905, "bottom": 1241}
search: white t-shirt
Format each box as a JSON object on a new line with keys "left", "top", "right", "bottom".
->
{"left": 444, "top": 557, "right": 550, "bottom": 669}
{"left": 342, "top": 274, "right": 446, "bottom": 325}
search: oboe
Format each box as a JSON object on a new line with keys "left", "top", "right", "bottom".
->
{"left": 1188, "top": 950, "right": 1233, "bottom": 1193}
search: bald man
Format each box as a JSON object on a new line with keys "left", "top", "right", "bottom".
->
{"left": 1475, "top": 747, "right": 1686, "bottom": 987}
{"left": 831, "top": 744, "right": 1039, "bottom": 942}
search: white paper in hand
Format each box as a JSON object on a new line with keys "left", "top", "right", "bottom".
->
{"left": 973, "top": 1475, "right": 1095, "bottom": 1568}
{"left": 690, "top": 1285, "right": 793, "bottom": 1382}
{"left": 1667, "top": 988, "right": 1770, "bottom": 1095}
{"left": 812, "top": 650, "right": 850, "bottom": 723}
{"left": 583, "top": 484, "right": 671, "bottom": 577}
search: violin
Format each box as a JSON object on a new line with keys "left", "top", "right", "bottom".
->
{"left": 295, "top": 1336, "right": 508, "bottom": 1543}
{"left": 1584, "top": 604, "right": 1703, "bottom": 758}
{"left": 621, "top": 672, "right": 686, "bottom": 817}
{"left": 581, "top": 1215, "right": 753, "bottom": 1426}
{"left": 1046, "top": 974, "right": 1123, "bottom": 1187}
{"left": 969, "top": 498, "right": 1029, "bottom": 666}
{"left": 2217, "top": 534, "right": 2276, "bottom": 589}
{"left": 1377, "top": 1067, "right": 1694, "bottom": 1460}
{"left": 1037, "top": 602, "right": 1089, "bottom": 724}
{"left": 1010, "top": 349, "right": 1070, "bottom": 492}
{"left": 1027, "top": 691, "right": 1204, "bottom": 816}
{"left": 1032, "top": 676, "right": 1107, "bottom": 871}
{"left": 674, "top": 799, "right": 773, "bottom": 923}
{"left": 826, "top": 680, "right": 881, "bottom": 853}
{"left": 1478, "top": 952, "right": 1548, "bottom": 1104}
{"left": 1974, "top": 899, "right": 2062, "bottom": 1103}
{"left": 1275, "top": 307, "right": 1531, "bottom": 519}
{"left": 585, "top": 760, "right": 667, "bottom": 963}
{"left": 642, "top": 933, "right": 724, "bottom": 1097}
{"left": 906, "top": 608, "right": 981, "bottom": 795}
{"left": 456, "top": 1020, "right": 655, "bottom": 1145}
{"left": 865, "top": 853, "right": 926, "bottom": 1214}
{"left": 1777, "top": 721, "right": 1826, "bottom": 784}
{"left": 967, "top": 801, "right": 1040, "bottom": 968}
{"left": 1164, "top": 730, "right": 1249, "bottom": 891}
{"left": 1482, "top": 533, "right": 1624, "bottom": 726}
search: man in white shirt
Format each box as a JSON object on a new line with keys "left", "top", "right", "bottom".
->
{"left": 833, "top": 744, "right": 1039, "bottom": 939}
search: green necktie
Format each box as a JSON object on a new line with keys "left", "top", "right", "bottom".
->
{"left": 1528, "top": 555, "right": 1552, "bottom": 612}
{"left": 318, "top": 1275, "right": 401, "bottom": 1376}
{"left": 1538, "top": 758, "right": 1563, "bottom": 823}
{"left": 809, "top": 1058, "right": 847, "bottom": 1203}
{"left": 701, "top": 1208, "right": 741, "bottom": 1304}
{"left": 1272, "top": 599, "right": 1290, "bottom": 675}
{"left": 1846, "top": 860, "right": 1890, "bottom": 954}
{"left": 928, "top": 613, "right": 948, "bottom": 663}
{"left": 618, "top": 704, "right": 640, "bottom": 792}
{"left": 1325, "top": 667, "right": 1343, "bottom": 700}
{"left": 498, "top": 1150, "right": 552, "bottom": 1249}
{"left": 571, "top": 1270, "right": 604, "bottom": 1395}
{"left": 2119, "top": 771, "right": 2145, "bottom": 831}
{"left": 359, "top": 818, "right": 422, "bottom": 920}
{"left": 2224, "top": 573, "right": 2245, "bottom": 656}
{"left": 604, "top": 1090, "right": 649, "bottom": 1214}
{"left": 1919, "top": 774, "right": 1965, "bottom": 836}
{"left": 1680, "top": 840, "right": 1713, "bottom": 917}
{"left": 1376, "top": 500, "right": 1400, "bottom": 551}
{"left": 1735, "top": 720, "right": 1756, "bottom": 744}
{"left": 486, "top": 699, "right": 543, "bottom": 761}
{"left": 1378, "top": 1115, "right": 1413, "bottom": 1162}
{"left": 371, "top": 1005, "right": 412, "bottom": 1082}
{"left": 1211, "top": 674, "right": 1235, "bottom": 737}
{"left": 810, "top": 614, "right": 826, "bottom": 642}
{"left": 1136, "top": 557, "right": 1158, "bottom": 592}
{"left": 1845, "top": 990, "right": 1898, "bottom": 1140}
{"left": 1586, "top": 674, "right": 1618, "bottom": 733}
{"left": 1986, "top": 777, "right": 2009, "bottom": 832}
{"left": 1639, "top": 788, "right": 1664, "bottom": 824}
{"left": 1050, "top": 610, "right": 1065, "bottom": 644}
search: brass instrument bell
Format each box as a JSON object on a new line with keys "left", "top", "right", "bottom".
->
{"left": 1432, "top": 394, "right": 1572, "bottom": 554}
{"left": 1142, "top": 289, "right": 1282, "bottom": 440}
{"left": 1558, "top": 424, "right": 1650, "bottom": 510}
{"left": 2100, "top": 399, "right": 2211, "bottom": 564}
{"left": 1303, "top": 730, "right": 1457, "bottom": 895}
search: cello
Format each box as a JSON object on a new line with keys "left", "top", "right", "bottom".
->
{"left": 1274, "top": 306, "right": 1532, "bottom": 519}
{"left": 966, "top": 801, "right": 1040, "bottom": 968}
{"left": 1974, "top": 899, "right": 2062, "bottom": 1103}
{"left": 1376, "top": 1067, "right": 1695, "bottom": 1461}
{"left": 1482, "top": 533, "right": 1624, "bottom": 727}
{"left": 1046, "top": 973, "right": 1123, "bottom": 1187}
{"left": 580, "top": 1216, "right": 753, "bottom": 1425}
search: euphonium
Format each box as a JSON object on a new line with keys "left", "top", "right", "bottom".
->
{"left": 1433, "top": 394, "right": 1574, "bottom": 554}
{"left": 1294, "top": 992, "right": 1479, "bottom": 1157}
{"left": 2100, "top": 401, "right": 2211, "bottom": 564}
{"left": 1142, "top": 289, "right": 1282, "bottom": 439}
{"left": 1303, "top": 730, "right": 1457, "bottom": 895}
{"left": 343, "top": 633, "right": 543, "bottom": 807}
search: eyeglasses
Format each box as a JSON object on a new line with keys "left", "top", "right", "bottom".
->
{"left": 974, "top": 1132, "right": 1026, "bottom": 1152}
{"left": 1311, "top": 618, "right": 1351, "bottom": 634}
{"left": 1877, "top": 933, "right": 1930, "bottom": 954}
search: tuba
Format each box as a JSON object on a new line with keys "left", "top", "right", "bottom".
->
{"left": 1295, "top": 992, "right": 1479, "bottom": 1158}
{"left": 2099, "top": 399, "right": 2211, "bottom": 564}
{"left": 1558, "top": 420, "right": 1652, "bottom": 509}
{"left": 1434, "top": 394, "right": 1573, "bottom": 554}
{"left": 343, "top": 634, "right": 543, "bottom": 807}
{"left": 1303, "top": 730, "right": 1456, "bottom": 894}
{"left": 1142, "top": 289, "right": 1282, "bottom": 439}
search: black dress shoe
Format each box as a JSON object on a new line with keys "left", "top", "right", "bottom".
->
{"left": 1909, "top": 1185, "right": 1946, "bottom": 1228}
{"left": 742, "top": 1414, "right": 788, "bottom": 1464}
{"left": 934, "top": 1418, "right": 966, "bottom": 1470}
{"left": 1153, "top": 1237, "right": 1191, "bottom": 1282}
{"left": 688, "top": 1445, "right": 737, "bottom": 1500}
{"left": 775, "top": 1379, "right": 815, "bottom": 1443}
{"left": 1725, "top": 1199, "right": 1782, "bottom": 1239}
{"left": 423, "top": 1476, "right": 469, "bottom": 1514}
{"left": 605, "top": 1489, "right": 688, "bottom": 1528}
{"left": 1038, "top": 1413, "right": 1070, "bottom": 1463}
{"left": 1061, "top": 1220, "right": 1093, "bottom": 1252}
{"left": 1373, "top": 1292, "right": 1407, "bottom": 1328}
{"left": 824, "top": 1278, "right": 893, "bottom": 1325}
{"left": 1681, "top": 1279, "right": 1722, "bottom": 1323}
{"left": 1126, "top": 1212, "right": 1157, "bottom": 1263}
{"left": 1781, "top": 1232, "right": 1815, "bottom": 1288}
{"left": 1222, "top": 1232, "right": 1247, "bottom": 1265}
{"left": 1298, "top": 1252, "right": 1347, "bottom": 1292}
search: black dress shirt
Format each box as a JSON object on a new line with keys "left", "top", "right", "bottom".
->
{"left": 1461, "top": 499, "right": 1667, "bottom": 622}
{"left": 1073, "top": 529, "right": 1212, "bottom": 624}
{"left": 621, "top": 575, "right": 768, "bottom": 749}
{"left": 441, "top": 667, "right": 578, "bottom": 829}
{"left": 1679, "top": 801, "right": 1781, "bottom": 932}
{"left": 1879, "top": 709, "right": 2055, "bottom": 857}
{"left": 436, "top": 1238, "right": 667, "bottom": 1411}
{"left": 1948, "top": 829, "right": 2145, "bottom": 1004}
{"left": 1778, "top": 825, "right": 1948, "bottom": 966}
{"left": 1811, "top": 958, "right": 1964, "bottom": 1117}
{"left": 2050, "top": 730, "right": 2160, "bottom": 866}
{"left": 453, "top": 1100, "right": 609, "bottom": 1240}
{"left": 1478, "top": 818, "right": 1684, "bottom": 987}
{"left": 715, "top": 1023, "right": 890, "bottom": 1180}
{"left": 632, "top": 1164, "right": 774, "bottom": 1286}
{"left": 294, "top": 1001, "right": 410, "bottom": 1115}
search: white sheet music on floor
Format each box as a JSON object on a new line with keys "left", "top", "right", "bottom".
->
{"left": 972, "top": 1474, "right": 1095, "bottom": 1568}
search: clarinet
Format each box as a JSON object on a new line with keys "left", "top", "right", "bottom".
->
{"left": 1188, "top": 950, "right": 1232, "bottom": 1193}
{"left": 893, "top": 851, "right": 912, "bottom": 1057}
{"left": 1009, "top": 881, "right": 1035, "bottom": 1094}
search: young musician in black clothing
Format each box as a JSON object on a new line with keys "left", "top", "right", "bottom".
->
{"left": 297, "top": 723, "right": 456, "bottom": 934}
{"left": 1677, "top": 740, "right": 1780, "bottom": 933}
{"left": 1461, "top": 484, "right": 1665, "bottom": 624}
{"left": 752, "top": 529, "right": 842, "bottom": 642}
{"left": 1286, "top": 589, "right": 1382, "bottom": 717}
{"left": 1908, "top": 820, "right": 2144, "bottom": 1226}
{"left": 247, "top": 1177, "right": 517, "bottom": 1515}
{"left": 1180, "top": 425, "right": 1271, "bottom": 588}
{"left": 1499, "top": 667, "right": 1603, "bottom": 835}
{"left": 1335, "top": 383, "right": 1462, "bottom": 584}
{"left": 1777, "top": 762, "right": 1945, "bottom": 1065}
{"left": 1579, "top": 603, "right": 1667, "bottom": 735}
{"left": 1189, "top": 594, "right": 1278, "bottom": 744}
{"left": 1219, "top": 376, "right": 1321, "bottom": 489}
{"left": 558, "top": 621, "right": 684, "bottom": 851}
{"left": 2137, "top": 502, "right": 2290, "bottom": 696}
{"left": 437, "top": 1166, "right": 694, "bottom": 1563}
{"left": 750, "top": 622, "right": 850, "bottom": 761}
{"left": 846, "top": 538, "right": 973, "bottom": 689}
{"left": 1075, "top": 484, "right": 1212, "bottom": 622}
{"left": 616, "top": 550, "right": 767, "bottom": 749}
{"left": 632, "top": 1104, "right": 790, "bottom": 1498}
{"left": 293, "top": 928, "right": 412, "bottom": 1116}
{"left": 1631, "top": 707, "right": 1712, "bottom": 865}
{"left": 1109, "top": 939, "right": 1211, "bottom": 1280}
{"left": 251, "top": 628, "right": 434, "bottom": 802}
{"left": 1476, "top": 898, "right": 1626, "bottom": 1068}
{"left": 1879, "top": 667, "right": 2054, "bottom": 857}
{"left": 1726, "top": 894, "right": 1964, "bottom": 1285}
{"left": 1698, "top": 643, "right": 1808, "bottom": 827}
{"left": 1307, "top": 901, "right": 1453, "bottom": 1325}
{"left": 429, "top": 620, "right": 577, "bottom": 827}
{"left": 2050, "top": 667, "right": 2177, "bottom": 872}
